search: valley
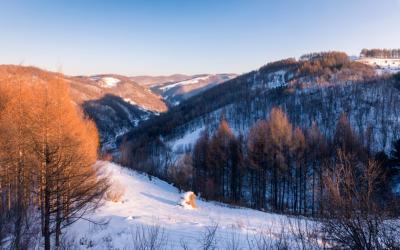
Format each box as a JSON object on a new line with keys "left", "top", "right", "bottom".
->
{"left": 1, "top": 44, "right": 400, "bottom": 250}
{"left": 2, "top": 2, "right": 400, "bottom": 249}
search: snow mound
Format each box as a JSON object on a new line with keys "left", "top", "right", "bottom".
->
{"left": 179, "top": 191, "right": 197, "bottom": 209}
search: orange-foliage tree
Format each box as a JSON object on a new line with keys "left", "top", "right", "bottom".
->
{"left": 0, "top": 67, "right": 108, "bottom": 250}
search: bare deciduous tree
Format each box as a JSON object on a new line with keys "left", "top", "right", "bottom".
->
{"left": 130, "top": 224, "right": 168, "bottom": 250}
{"left": 321, "top": 151, "right": 400, "bottom": 249}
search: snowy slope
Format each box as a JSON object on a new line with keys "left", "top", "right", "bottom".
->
{"left": 152, "top": 74, "right": 237, "bottom": 106}
{"left": 101, "top": 77, "right": 121, "bottom": 88}
{"left": 170, "top": 127, "right": 204, "bottom": 152}
{"left": 67, "top": 162, "right": 312, "bottom": 249}
{"left": 159, "top": 75, "right": 214, "bottom": 91}
{"left": 89, "top": 76, "right": 121, "bottom": 88}
{"left": 357, "top": 57, "right": 400, "bottom": 73}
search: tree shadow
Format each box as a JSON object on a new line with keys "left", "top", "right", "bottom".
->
{"left": 140, "top": 192, "right": 177, "bottom": 206}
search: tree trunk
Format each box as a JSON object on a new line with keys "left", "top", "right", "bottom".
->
{"left": 44, "top": 186, "right": 51, "bottom": 250}
{"left": 55, "top": 183, "right": 61, "bottom": 249}
{"left": 273, "top": 166, "right": 278, "bottom": 211}
{"left": 262, "top": 169, "right": 266, "bottom": 209}
{"left": 303, "top": 165, "right": 307, "bottom": 214}
{"left": 312, "top": 164, "right": 316, "bottom": 216}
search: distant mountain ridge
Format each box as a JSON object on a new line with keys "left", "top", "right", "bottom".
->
{"left": 130, "top": 74, "right": 193, "bottom": 87}
{"left": 0, "top": 65, "right": 235, "bottom": 151}
{"left": 73, "top": 73, "right": 236, "bottom": 146}
{"left": 0, "top": 66, "right": 168, "bottom": 150}
{"left": 71, "top": 74, "right": 167, "bottom": 112}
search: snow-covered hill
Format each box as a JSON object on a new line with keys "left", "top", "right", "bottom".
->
{"left": 72, "top": 74, "right": 167, "bottom": 113}
{"left": 67, "top": 162, "right": 312, "bottom": 249}
{"left": 68, "top": 74, "right": 168, "bottom": 150}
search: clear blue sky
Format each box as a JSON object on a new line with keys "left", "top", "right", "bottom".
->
{"left": 1, "top": 0, "right": 399, "bottom": 76}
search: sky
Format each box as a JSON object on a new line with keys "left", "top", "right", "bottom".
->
{"left": 0, "top": 0, "right": 399, "bottom": 76}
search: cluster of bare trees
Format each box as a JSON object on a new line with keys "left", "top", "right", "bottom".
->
{"left": 361, "top": 48, "right": 400, "bottom": 59}
{"left": 321, "top": 151, "right": 400, "bottom": 249}
{"left": 191, "top": 120, "right": 243, "bottom": 203}
{"left": 188, "top": 108, "right": 399, "bottom": 217}
{"left": 0, "top": 68, "right": 108, "bottom": 250}
{"left": 184, "top": 107, "right": 400, "bottom": 248}
{"left": 297, "top": 52, "right": 375, "bottom": 84}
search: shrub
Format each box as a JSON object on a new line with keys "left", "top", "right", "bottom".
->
{"left": 105, "top": 181, "right": 125, "bottom": 202}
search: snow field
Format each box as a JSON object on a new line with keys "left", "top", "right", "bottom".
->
{"left": 357, "top": 58, "right": 400, "bottom": 73}
{"left": 67, "top": 161, "right": 317, "bottom": 249}
{"left": 101, "top": 77, "right": 121, "bottom": 88}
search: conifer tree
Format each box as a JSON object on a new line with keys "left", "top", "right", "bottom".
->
{"left": 265, "top": 107, "right": 292, "bottom": 211}
{"left": 247, "top": 120, "right": 269, "bottom": 209}
{"left": 0, "top": 68, "right": 108, "bottom": 250}
{"left": 208, "top": 119, "right": 235, "bottom": 200}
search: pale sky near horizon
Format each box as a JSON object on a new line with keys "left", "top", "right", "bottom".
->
{"left": 0, "top": 0, "right": 399, "bottom": 76}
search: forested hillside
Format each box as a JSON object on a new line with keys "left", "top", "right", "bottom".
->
{"left": 0, "top": 66, "right": 169, "bottom": 151}
{"left": 360, "top": 48, "right": 400, "bottom": 59}
{"left": 120, "top": 52, "right": 400, "bottom": 214}
{"left": 1, "top": 54, "right": 400, "bottom": 249}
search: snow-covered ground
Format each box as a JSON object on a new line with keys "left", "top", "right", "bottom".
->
{"left": 357, "top": 57, "right": 400, "bottom": 73}
{"left": 101, "top": 77, "right": 121, "bottom": 88}
{"left": 90, "top": 76, "right": 121, "bottom": 88}
{"left": 67, "top": 161, "right": 315, "bottom": 249}
{"left": 170, "top": 127, "right": 204, "bottom": 152}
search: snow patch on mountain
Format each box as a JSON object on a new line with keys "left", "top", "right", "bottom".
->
{"left": 160, "top": 75, "right": 212, "bottom": 91}
{"left": 251, "top": 70, "right": 289, "bottom": 91}
{"left": 267, "top": 70, "right": 288, "bottom": 88}
{"left": 357, "top": 58, "right": 400, "bottom": 73}
{"left": 123, "top": 98, "right": 137, "bottom": 106}
{"left": 101, "top": 77, "right": 121, "bottom": 87}
{"left": 170, "top": 127, "right": 204, "bottom": 152}
{"left": 89, "top": 76, "right": 121, "bottom": 88}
